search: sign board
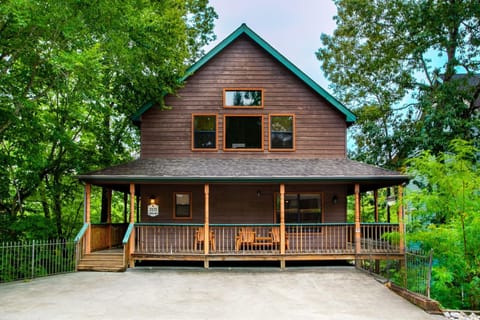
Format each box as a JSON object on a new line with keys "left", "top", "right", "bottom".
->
{"left": 147, "top": 204, "right": 159, "bottom": 217}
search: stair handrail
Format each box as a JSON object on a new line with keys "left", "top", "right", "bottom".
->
{"left": 74, "top": 223, "right": 90, "bottom": 269}
{"left": 122, "top": 223, "right": 135, "bottom": 268}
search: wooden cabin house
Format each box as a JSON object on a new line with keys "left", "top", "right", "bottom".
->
{"left": 76, "top": 24, "right": 409, "bottom": 271}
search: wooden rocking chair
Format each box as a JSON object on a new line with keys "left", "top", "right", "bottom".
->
{"left": 235, "top": 227, "right": 256, "bottom": 251}
{"left": 271, "top": 227, "right": 289, "bottom": 250}
{"left": 194, "top": 227, "right": 216, "bottom": 251}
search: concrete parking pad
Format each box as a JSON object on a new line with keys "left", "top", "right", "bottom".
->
{"left": 0, "top": 267, "right": 443, "bottom": 320}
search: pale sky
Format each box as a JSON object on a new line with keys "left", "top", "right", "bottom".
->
{"left": 206, "top": 0, "right": 338, "bottom": 93}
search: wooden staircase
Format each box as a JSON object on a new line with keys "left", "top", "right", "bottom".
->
{"left": 77, "top": 249, "right": 126, "bottom": 272}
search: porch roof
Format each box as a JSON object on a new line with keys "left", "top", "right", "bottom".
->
{"left": 78, "top": 158, "right": 409, "bottom": 192}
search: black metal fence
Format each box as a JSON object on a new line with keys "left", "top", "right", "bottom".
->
{"left": 0, "top": 239, "right": 76, "bottom": 283}
{"left": 405, "top": 249, "right": 433, "bottom": 298}
{"left": 360, "top": 248, "right": 433, "bottom": 298}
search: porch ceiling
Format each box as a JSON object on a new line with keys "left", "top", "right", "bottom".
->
{"left": 78, "top": 158, "right": 409, "bottom": 193}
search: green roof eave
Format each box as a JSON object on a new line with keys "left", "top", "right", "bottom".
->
{"left": 78, "top": 175, "right": 408, "bottom": 184}
{"left": 132, "top": 100, "right": 155, "bottom": 123}
{"left": 133, "top": 24, "right": 356, "bottom": 124}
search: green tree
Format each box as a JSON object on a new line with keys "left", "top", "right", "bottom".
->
{"left": 0, "top": 0, "right": 217, "bottom": 240}
{"left": 317, "top": 0, "right": 480, "bottom": 168}
{"left": 406, "top": 139, "right": 480, "bottom": 309}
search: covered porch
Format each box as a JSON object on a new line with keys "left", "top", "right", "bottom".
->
{"left": 75, "top": 158, "right": 408, "bottom": 270}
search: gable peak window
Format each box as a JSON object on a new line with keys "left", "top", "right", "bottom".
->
{"left": 224, "top": 89, "right": 263, "bottom": 108}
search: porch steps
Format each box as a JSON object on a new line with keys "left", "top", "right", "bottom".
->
{"left": 77, "top": 251, "right": 125, "bottom": 272}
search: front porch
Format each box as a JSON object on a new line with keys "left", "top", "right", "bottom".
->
{"left": 76, "top": 158, "right": 409, "bottom": 270}
{"left": 76, "top": 220, "right": 403, "bottom": 270}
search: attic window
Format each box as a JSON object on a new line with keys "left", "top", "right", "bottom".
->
{"left": 224, "top": 89, "right": 263, "bottom": 108}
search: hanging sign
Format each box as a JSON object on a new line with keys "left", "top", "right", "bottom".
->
{"left": 147, "top": 204, "right": 159, "bottom": 217}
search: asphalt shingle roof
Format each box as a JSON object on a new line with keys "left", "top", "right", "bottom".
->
{"left": 78, "top": 158, "right": 408, "bottom": 187}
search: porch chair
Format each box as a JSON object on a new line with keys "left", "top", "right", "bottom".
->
{"left": 270, "top": 227, "right": 289, "bottom": 250}
{"left": 194, "top": 227, "right": 216, "bottom": 251}
{"left": 235, "top": 227, "right": 256, "bottom": 251}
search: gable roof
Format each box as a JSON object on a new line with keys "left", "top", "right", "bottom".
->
{"left": 132, "top": 23, "right": 356, "bottom": 124}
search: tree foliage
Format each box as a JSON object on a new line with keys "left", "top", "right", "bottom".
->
{"left": 317, "top": 0, "right": 480, "bottom": 168}
{"left": 0, "top": 0, "right": 217, "bottom": 240}
{"left": 406, "top": 139, "right": 480, "bottom": 309}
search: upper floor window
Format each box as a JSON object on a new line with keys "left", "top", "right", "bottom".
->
{"left": 224, "top": 115, "right": 263, "bottom": 151}
{"left": 192, "top": 114, "right": 217, "bottom": 150}
{"left": 224, "top": 89, "right": 263, "bottom": 108}
{"left": 270, "top": 115, "right": 295, "bottom": 150}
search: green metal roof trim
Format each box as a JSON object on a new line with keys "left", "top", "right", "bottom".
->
{"left": 132, "top": 23, "right": 356, "bottom": 124}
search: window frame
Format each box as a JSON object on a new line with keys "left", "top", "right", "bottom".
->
{"left": 173, "top": 192, "right": 192, "bottom": 220}
{"left": 191, "top": 114, "right": 218, "bottom": 151}
{"left": 223, "top": 88, "right": 264, "bottom": 109}
{"left": 269, "top": 114, "right": 296, "bottom": 151}
{"left": 273, "top": 192, "right": 324, "bottom": 224}
{"left": 223, "top": 114, "right": 264, "bottom": 152}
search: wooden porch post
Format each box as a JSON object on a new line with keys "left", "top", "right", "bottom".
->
{"left": 123, "top": 192, "right": 128, "bottom": 223}
{"left": 107, "top": 188, "right": 112, "bottom": 248}
{"left": 129, "top": 184, "right": 135, "bottom": 223}
{"left": 280, "top": 184, "right": 286, "bottom": 269}
{"left": 129, "top": 183, "right": 135, "bottom": 268}
{"left": 373, "top": 188, "right": 380, "bottom": 273}
{"left": 354, "top": 183, "right": 361, "bottom": 267}
{"left": 398, "top": 185, "right": 405, "bottom": 254}
{"left": 85, "top": 183, "right": 91, "bottom": 254}
{"left": 204, "top": 184, "right": 210, "bottom": 268}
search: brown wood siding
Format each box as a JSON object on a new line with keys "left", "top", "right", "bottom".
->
{"left": 139, "top": 184, "right": 346, "bottom": 224}
{"left": 140, "top": 35, "right": 347, "bottom": 159}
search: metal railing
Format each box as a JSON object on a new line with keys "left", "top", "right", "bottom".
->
{"left": 0, "top": 239, "right": 76, "bottom": 283}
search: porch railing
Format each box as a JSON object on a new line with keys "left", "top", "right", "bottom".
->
{"left": 90, "top": 223, "right": 128, "bottom": 251}
{"left": 286, "top": 223, "right": 355, "bottom": 254}
{"left": 133, "top": 223, "right": 400, "bottom": 256}
{"left": 122, "top": 223, "right": 135, "bottom": 268}
{"left": 74, "top": 223, "right": 89, "bottom": 266}
{"left": 360, "top": 223, "right": 400, "bottom": 252}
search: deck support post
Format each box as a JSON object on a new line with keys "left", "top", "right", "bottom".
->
{"left": 280, "top": 184, "right": 286, "bottom": 261}
{"left": 107, "top": 188, "right": 112, "bottom": 248}
{"left": 123, "top": 192, "right": 128, "bottom": 223}
{"left": 129, "top": 183, "right": 135, "bottom": 268}
{"left": 373, "top": 189, "right": 380, "bottom": 272}
{"left": 398, "top": 185, "right": 405, "bottom": 254}
{"left": 204, "top": 184, "right": 210, "bottom": 268}
{"left": 85, "top": 184, "right": 91, "bottom": 254}
{"left": 354, "top": 183, "right": 361, "bottom": 267}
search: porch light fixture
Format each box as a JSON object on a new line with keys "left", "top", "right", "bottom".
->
{"left": 386, "top": 195, "right": 396, "bottom": 206}
{"left": 149, "top": 195, "right": 156, "bottom": 205}
{"left": 332, "top": 195, "right": 338, "bottom": 204}
{"left": 257, "top": 190, "right": 261, "bottom": 197}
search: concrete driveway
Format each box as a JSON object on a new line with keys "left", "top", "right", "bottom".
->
{"left": 0, "top": 267, "right": 442, "bottom": 320}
